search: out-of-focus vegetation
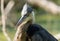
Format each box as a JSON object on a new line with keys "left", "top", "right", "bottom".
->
{"left": 0, "top": 0, "right": 60, "bottom": 41}
{"left": 51, "top": 0, "right": 60, "bottom": 5}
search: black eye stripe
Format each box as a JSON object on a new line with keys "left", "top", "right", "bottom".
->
{"left": 27, "top": 7, "right": 33, "bottom": 13}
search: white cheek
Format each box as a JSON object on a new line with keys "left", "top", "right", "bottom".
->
{"left": 21, "top": 3, "right": 28, "bottom": 17}
{"left": 21, "top": 10, "right": 27, "bottom": 17}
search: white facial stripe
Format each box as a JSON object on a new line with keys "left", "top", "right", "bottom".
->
{"left": 21, "top": 3, "right": 28, "bottom": 17}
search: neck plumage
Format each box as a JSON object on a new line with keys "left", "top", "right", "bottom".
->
{"left": 32, "top": 11, "right": 35, "bottom": 24}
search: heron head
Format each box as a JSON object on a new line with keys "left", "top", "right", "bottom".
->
{"left": 16, "top": 3, "right": 35, "bottom": 26}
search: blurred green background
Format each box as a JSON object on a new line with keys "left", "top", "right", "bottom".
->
{"left": 0, "top": 0, "right": 60, "bottom": 41}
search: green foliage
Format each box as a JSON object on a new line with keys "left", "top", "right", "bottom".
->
{"left": 35, "top": 14, "right": 60, "bottom": 34}
{"left": 50, "top": 0, "right": 60, "bottom": 5}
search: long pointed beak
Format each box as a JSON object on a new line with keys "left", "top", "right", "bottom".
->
{"left": 16, "top": 16, "right": 26, "bottom": 27}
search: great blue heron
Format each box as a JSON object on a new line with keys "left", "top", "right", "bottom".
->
{"left": 16, "top": 3, "right": 58, "bottom": 41}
